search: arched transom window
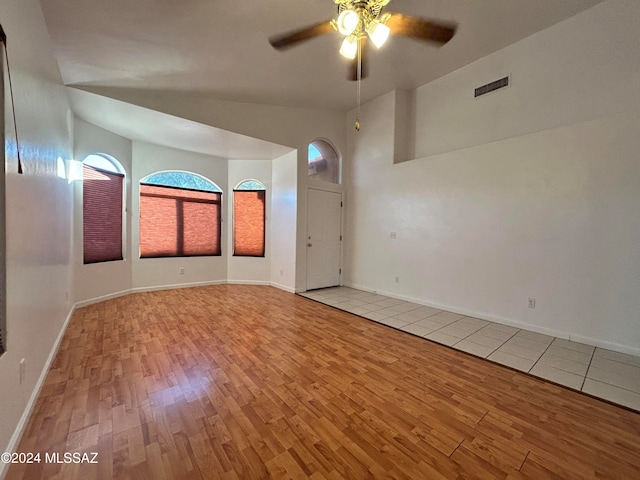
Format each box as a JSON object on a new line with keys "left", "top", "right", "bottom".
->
{"left": 308, "top": 140, "right": 341, "bottom": 184}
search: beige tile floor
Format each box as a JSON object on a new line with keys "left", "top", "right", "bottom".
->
{"left": 299, "top": 286, "right": 640, "bottom": 412}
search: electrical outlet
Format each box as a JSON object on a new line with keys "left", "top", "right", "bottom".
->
{"left": 19, "top": 358, "right": 26, "bottom": 384}
{"left": 179, "top": 267, "right": 185, "bottom": 275}
{"left": 528, "top": 298, "right": 536, "bottom": 309}
{"left": 390, "top": 232, "right": 397, "bottom": 239}
{"left": 395, "top": 276, "right": 400, "bottom": 284}
{"left": 65, "top": 291, "right": 69, "bottom": 301}
{"left": 280, "top": 269, "right": 283, "bottom": 276}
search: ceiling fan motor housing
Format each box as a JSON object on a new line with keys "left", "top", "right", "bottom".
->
{"left": 336, "top": 0, "right": 388, "bottom": 20}
{"left": 335, "top": 0, "right": 391, "bottom": 40}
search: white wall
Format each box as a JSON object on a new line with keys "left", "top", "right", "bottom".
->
{"left": 345, "top": 0, "right": 640, "bottom": 354}
{"left": 73, "top": 118, "right": 133, "bottom": 304}
{"left": 414, "top": 0, "right": 640, "bottom": 159}
{"left": 227, "top": 159, "right": 272, "bottom": 284}
{"left": 131, "top": 141, "right": 229, "bottom": 290}
{"left": 271, "top": 151, "right": 298, "bottom": 292}
{"left": 0, "top": 0, "right": 74, "bottom": 470}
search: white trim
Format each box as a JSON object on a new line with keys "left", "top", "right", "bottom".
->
{"left": 344, "top": 282, "right": 640, "bottom": 357}
{"left": 0, "top": 305, "right": 76, "bottom": 480}
{"left": 129, "top": 280, "right": 226, "bottom": 294}
{"left": 233, "top": 179, "right": 266, "bottom": 191}
{"left": 567, "top": 334, "right": 640, "bottom": 358}
{"left": 226, "top": 280, "right": 270, "bottom": 286}
{"left": 270, "top": 281, "right": 296, "bottom": 293}
{"left": 76, "top": 280, "right": 291, "bottom": 309}
{"left": 82, "top": 153, "right": 124, "bottom": 174}
{"left": 74, "top": 288, "right": 132, "bottom": 308}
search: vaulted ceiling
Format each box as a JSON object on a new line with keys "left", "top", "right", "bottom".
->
{"left": 41, "top": 0, "right": 605, "bottom": 112}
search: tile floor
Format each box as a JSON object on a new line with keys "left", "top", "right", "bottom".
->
{"left": 299, "top": 286, "right": 640, "bottom": 412}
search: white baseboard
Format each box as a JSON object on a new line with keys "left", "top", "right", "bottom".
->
{"left": 75, "top": 281, "right": 228, "bottom": 309}
{"left": 0, "top": 304, "right": 76, "bottom": 480}
{"left": 76, "top": 280, "right": 295, "bottom": 311}
{"left": 130, "top": 280, "right": 227, "bottom": 294}
{"left": 270, "top": 281, "right": 296, "bottom": 293}
{"left": 567, "top": 334, "right": 640, "bottom": 357}
{"left": 74, "top": 288, "right": 132, "bottom": 308}
{"left": 227, "top": 280, "right": 270, "bottom": 286}
{"left": 344, "top": 282, "right": 640, "bottom": 357}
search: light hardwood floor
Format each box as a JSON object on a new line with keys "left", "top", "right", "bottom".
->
{"left": 7, "top": 285, "right": 640, "bottom": 479}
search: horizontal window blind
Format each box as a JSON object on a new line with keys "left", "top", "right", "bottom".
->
{"left": 83, "top": 165, "right": 124, "bottom": 264}
{"left": 140, "top": 184, "right": 221, "bottom": 258}
{"left": 233, "top": 190, "right": 266, "bottom": 257}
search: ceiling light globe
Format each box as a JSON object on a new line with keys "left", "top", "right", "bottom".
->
{"left": 337, "top": 10, "right": 359, "bottom": 35}
{"left": 367, "top": 20, "right": 390, "bottom": 48}
{"left": 339, "top": 34, "right": 358, "bottom": 59}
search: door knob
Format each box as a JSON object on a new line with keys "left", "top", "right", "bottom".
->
{"left": 307, "top": 243, "right": 312, "bottom": 247}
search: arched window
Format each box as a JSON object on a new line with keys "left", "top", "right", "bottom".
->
{"left": 83, "top": 154, "right": 125, "bottom": 264}
{"left": 308, "top": 139, "right": 341, "bottom": 184}
{"left": 143, "top": 171, "right": 220, "bottom": 192}
{"left": 233, "top": 180, "right": 266, "bottom": 257}
{"left": 139, "top": 171, "right": 222, "bottom": 258}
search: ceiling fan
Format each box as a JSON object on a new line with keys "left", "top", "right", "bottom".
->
{"left": 268, "top": 0, "right": 457, "bottom": 82}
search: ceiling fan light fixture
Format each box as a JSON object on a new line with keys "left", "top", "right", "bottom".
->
{"left": 339, "top": 34, "right": 358, "bottom": 59}
{"left": 366, "top": 19, "right": 390, "bottom": 48}
{"left": 336, "top": 9, "right": 359, "bottom": 35}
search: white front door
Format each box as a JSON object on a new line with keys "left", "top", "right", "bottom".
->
{"left": 306, "top": 189, "right": 342, "bottom": 290}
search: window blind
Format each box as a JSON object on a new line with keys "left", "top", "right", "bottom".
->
{"left": 233, "top": 190, "right": 266, "bottom": 257}
{"left": 83, "top": 165, "right": 124, "bottom": 264}
{"left": 140, "top": 184, "right": 221, "bottom": 257}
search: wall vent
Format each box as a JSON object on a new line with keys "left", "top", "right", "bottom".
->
{"left": 474, "top": 76, "right": 510, "bottom": 98}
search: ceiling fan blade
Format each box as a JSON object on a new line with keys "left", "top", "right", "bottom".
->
{"left": 385, "top": 13, "right": 457, "bottom": 45}
{"left": 348, "top": 37, "right": 369, "bottom": 81}
{"left": 269, "top": 20, "right": 334, "bottom": 50}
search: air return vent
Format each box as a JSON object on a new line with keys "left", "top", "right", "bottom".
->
{"left": 474, "top": 76, "right": 510, "bottom": 98}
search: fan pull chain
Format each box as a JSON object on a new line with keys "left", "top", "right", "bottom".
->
{"left": 354, "top": 37, "right": 361, "bottom": 131}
